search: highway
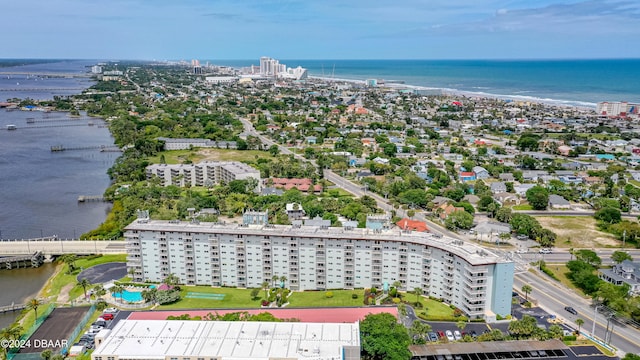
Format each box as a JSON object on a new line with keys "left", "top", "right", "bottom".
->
{"left": 224, "top": 118, "right": 640, "bottom": 354}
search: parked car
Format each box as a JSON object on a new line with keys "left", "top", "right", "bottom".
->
{"left": 453, "top": 330, "right": 462, "bottom": 340}
{"left": 564, "top": 306, "right": 578, "bottom": 315}
{"left": 470, "top": 330, "right": 477, "bottom": 338}
{"left": 539, "top": 248, "right": 552, "bottom": 254}
{"left": 101, "top": 313, "right": 114, "bottom": 321}
{"left": 428, "top": 332, "right": 438, "bottom": 342}
{"left": 103, "top": 308, "right": 119, "bottom": 314}
{"left": 437, "top": 330, "right": 445, "bottom": 339}
{"left": 445, "top": 330, "right": 455, "bottom": 341}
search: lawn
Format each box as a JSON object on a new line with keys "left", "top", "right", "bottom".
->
{"left": 535, "top": 216, "right": 619, "bottom": 248}
{"left": 535, "top": 264, "right": 590, "bottom": 299}
{"left": 287, "top": 290, "right": 362, "bottom": 307}
{"left": 147, "top": 149, "right": 274, "bottom": 164}
{"left": 159, "top": 286, "right": 263, "bottom": 309}
{"left": 512, "top": 205, "right": 533, "bottom": 210}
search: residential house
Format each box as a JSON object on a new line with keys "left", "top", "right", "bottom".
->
{"left": 599, "top": 260, "right": 640, "bottom": 295}
{"left": 473, "top": 166, "right": 490, "bottom": 179}
{"left": 460, "top": 172, "right": 476, "bottom": 181}
{"left": 499, "top": 173, "right": 515, "bottom": 182}
{"left": 493, "top": 192, "right": 519, "bottom": 205}
{"left": 261, "top": 187, "right": 284, "bottom": 196}
{"left": 490, "top": 182, "right": 507, "bottom": 194}
{"left": 557, "top": 145, "right": 572, "bottom": 156}
{"left": 396, "top": 218, "right": 429, "bottom": 232}
{"left": 267, "top": 178, "right": 323, "bottom": 193}
{"left": 462, "top": 194, "right": 480, "bottom": 206}
{"left": 548, "top": 194, "right": 571, "bottom": 209}
{"left": 473, "top": 221, "right": 511, "bottom": 236}
{"left": 305, "top": 136, "right": 317, "bottom": 144}
{"left": 285, "top": 203, "right": 305, "bottom": 220}
{"left": 437, "top": 203, "right": 465, "bottom": 219}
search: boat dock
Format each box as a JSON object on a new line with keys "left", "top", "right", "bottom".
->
{"left": 78, "top": 195, "right": 105, "bottom": 202}
{"left": 0, "top": 303, "right": 27, "bottom": 314}
{"left": 51, "top": 145, "right": 120, "bottom": 152}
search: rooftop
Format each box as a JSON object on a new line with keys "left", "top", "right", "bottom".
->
{"left": 93, "top": 320, "right": 360, "bottom": 360}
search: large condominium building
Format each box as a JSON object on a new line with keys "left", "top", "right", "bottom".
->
{"left": 146, "top": 161, "right": 261, "bottom": 189}
{"left": 92, "top": 320, "right": 361, "bottom": 360}
{"left": 597, "top": 101, "right": 640, "bottom": 117}
{"left": 125, "top": 215, "right": 514, "bottom": 320}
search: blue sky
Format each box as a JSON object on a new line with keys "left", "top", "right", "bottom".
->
{"left": 2, "top": 0, "right": 640, "bottom": 60}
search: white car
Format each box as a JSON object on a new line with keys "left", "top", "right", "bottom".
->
{"left": 103, "top": 307, "right": 119, "bottom": 314}
{"left": 539, "top": 248, "right": 552, "bottom": 254}
{"left": 445, "top": 330, "right": 455, "bottom": 341}
{"left": 453, "top": 330, "right": 462, "bottom": 340}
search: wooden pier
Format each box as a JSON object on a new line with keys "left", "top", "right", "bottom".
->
{"left": 0, "top": 252, "right": 44, "bottom": 269}
{"left": 51, "top": 145, "right": 120, "bottom": 152}
{"left": 78, "top": 195, "right": 105, "bottom": 202}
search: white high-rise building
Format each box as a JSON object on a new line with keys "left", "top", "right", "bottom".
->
{"left": 258, "top": 57, "right": 307, "bottom": 79}
{"left": 125, "top": 217, "right": 514, "bottom": 320}
{"left": 146, "top": 161, "right": 261, "bottom": 189}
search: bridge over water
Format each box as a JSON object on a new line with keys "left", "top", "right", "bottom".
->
{"left": 0, "top": 71, "right": 92, "bottom": 78}
{"left": 0, "top": 239, "right": 126, "bottom": 256}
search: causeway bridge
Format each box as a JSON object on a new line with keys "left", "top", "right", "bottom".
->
{"left": 0, "top": 71, "right": 92, "bottom": 78}
{"left": 0, "top": 239, "right": 126, "bottom": 256}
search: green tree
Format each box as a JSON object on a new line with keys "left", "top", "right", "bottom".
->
{"left": 444, "top": 210, "right": 474, "bottom": 230}
{"left": 521, "top": 284, "right": 533, "bottom": 301}
{"left": 516, "top": 134, "right": 541, "bottom": 151}
{"left": 112, "top": 284, "right": 125, "bottom": 303}
{"left": 268, "top": 145, "right": 279, "bottom": 156}
{"left": 414, "top": 287, "right": 422, "bottom": 305}
{"left": 575, "top": 318, "right": 584, "bottom": 333}
{"left": 141, "top": 288, "right": 158, "bottom": 303}
{"left": 59, "top": 254, "right": 77, "bottom": 274}
{"left": 526, "top": 186, "right": 549, "bottom": 210}
{"left": 360, "top": 313, "right": 411, "bottom": 360}
{"left": 250, "top": 288, "right": 260, "bottom": 300}
{"left": 27, "top": 298, "right": 41, "bottom": 320}
{"left": 409, "top": 320, "right": 432, "bottom": 344}
{"left": 40, "top": 349, "right": 53, "bottom": 360}
{"left": 575, "top": 249, "right": 602, "bottom": 267}
{"left": 78, "top": 278, "right": 91, "bottom": 300}
{"left": 594, "top": 207, "right": 622, "bottom": 224}
{"left": 548, "top": 324, "right": 564, "bottom": 339}
{"left": 163, "top": 273, "right": 180, "bottom": 286}
{"left": 93, "top": 284, "right": 106, "bottom": 299}
{"left": 611, "top": 250, "right": 633, "bottom": 264}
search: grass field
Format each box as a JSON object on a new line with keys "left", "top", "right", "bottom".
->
{"left": 512, "top": 205, "right": 533, "bottom": 210}
{"left": 287, "top": 290, "right": 362, "bottom": 307}
{"left": 147, "top": 149, "right": 274, "bottom": 164}
{"left": 159, "top": 287, "right": 263, "bottom": 309}
{"left": 535, "top": 216, "right": 619, "bottom": 248}
{"left": 535, "top": 264, "right": 590, "bottom": 299}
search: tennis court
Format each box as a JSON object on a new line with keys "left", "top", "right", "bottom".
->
{"left": 185, "top": 292, "right": 226, "bottom": 300}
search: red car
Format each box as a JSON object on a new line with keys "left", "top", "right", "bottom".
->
{"left": 437, "top": 331, "right": 445, "bottom": 339}
{"left": 101, "top": 313, "right": 114, "bottom": 321}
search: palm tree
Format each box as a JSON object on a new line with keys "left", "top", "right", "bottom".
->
{"left": 575, "top": 318, "right": 584, "bottom": 334}
{"left": 40, "top": 349, "right": 53, "bottom": 360}
{"left": 141, "top": 288, "right": 158, "bottom": 304}
{"left": 78, "top": 278, "right": 91, "bottom": 300}
{"left": 93, "top": 284, "right": 106, "bottom": 299}
{"left": 27, "top": 298, "right": 41, "bottom": 320}
{"left": 59, "top": 254, "right": 77, "bottom": 274}
{"left": 163, "top": 273, "right": 180, "bottom": 287}
{"left": 261, "top": 281, "right": 270, "bottom": 300}
{"left": 279, "top": 275, "right": 287, "bottom": 288}
{"left": 0, "top": 325, "right": 21, "bottom": 359}
{"left": 414, "top": 287, "right": 422, "bottom": 304}
{"left": 271, "top": 275, "right": 278, "bottom": 288}
{"left": 521, "top": 284, "right": 533, "bottom": 301}
{"left": 112, "top": 285, "right": 125, "bottom": 303}
{"left": 456, "top": 320, "right": 467, "bottom": 332}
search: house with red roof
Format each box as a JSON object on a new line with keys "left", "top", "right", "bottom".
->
{"left": 396, "top": 218, "right": 429, "bottom": 232}
{"left": 266, "top": 178, "right": 323, "bottom": 193}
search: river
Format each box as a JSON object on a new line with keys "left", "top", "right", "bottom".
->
{"left": 0, "top": 60, "right": 116, "bottom": 329}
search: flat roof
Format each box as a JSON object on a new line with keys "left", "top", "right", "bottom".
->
{"left": 125, "top": 220, "right": 509, "bottom": 266}
{"left": 94, "top": 320, "right": 359, "bottom": 360}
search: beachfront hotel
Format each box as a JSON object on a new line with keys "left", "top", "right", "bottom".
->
{"left": 92, "top": 320, "right": 361, "bottom": 360}
{"left": 125, "top": 213, "right": 514, "bottom": 320}
{"left": 145, "top": 161, "right": 261, "bottom": 189}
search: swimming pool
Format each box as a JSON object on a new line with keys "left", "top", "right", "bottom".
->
{"left": 112, "top": 286, "right": 155, "bottom": 303}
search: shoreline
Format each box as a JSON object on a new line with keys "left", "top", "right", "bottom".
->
{"left": 309, "top": 75, "right": 598, "bottom": 111}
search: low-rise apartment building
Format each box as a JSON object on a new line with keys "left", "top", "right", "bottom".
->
{"left": 125, "top": 216, "right": 514, "bottom": 320}
{"left": 146, "top": 161, "right": 261, "bottom": 189}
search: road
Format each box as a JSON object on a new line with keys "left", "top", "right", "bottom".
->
{"left": 241, "top": 117, "right": 640, "bottom": 354}
{"left": 513, "top": 270, "right": 640, "bottom": 354}
{"left": 0, "top": 240, "right": 126, "bottom": 255}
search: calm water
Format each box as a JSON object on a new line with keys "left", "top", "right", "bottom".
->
{"left": 0, "top": 60, "right": 115, "bottom": 329}
{"left": 0, "top": 263, "right": 56, "bottom": 329}
{"left": 214, "top": 59, "right": 640, "bottom": 107}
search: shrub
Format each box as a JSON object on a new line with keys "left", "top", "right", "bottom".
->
{"left": 563, "top": 335, "right": 577, "bottom": 341}
{"left": 523, "top": 301, "right": 532, "bottom": 308}
{"left": 496, "top": 314, "right": 504, "bottom": 320}
{"left": 325, "top": 291, "right": 334, "bottom": 298}
{"left": 351, "top": 293, "right": 358, "bottom": 299}
{"left": 261, "top": 300, "right": 270, "bottom": 306}
{"left": 392, "top": 297, "right": 401, "bottom": 304}
{"left": 453, "top": 309, "right": 463, "bottom": 317}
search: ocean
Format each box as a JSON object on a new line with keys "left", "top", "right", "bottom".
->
{"left": 213, "top": 59, "right": 640, "bottom": 108}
